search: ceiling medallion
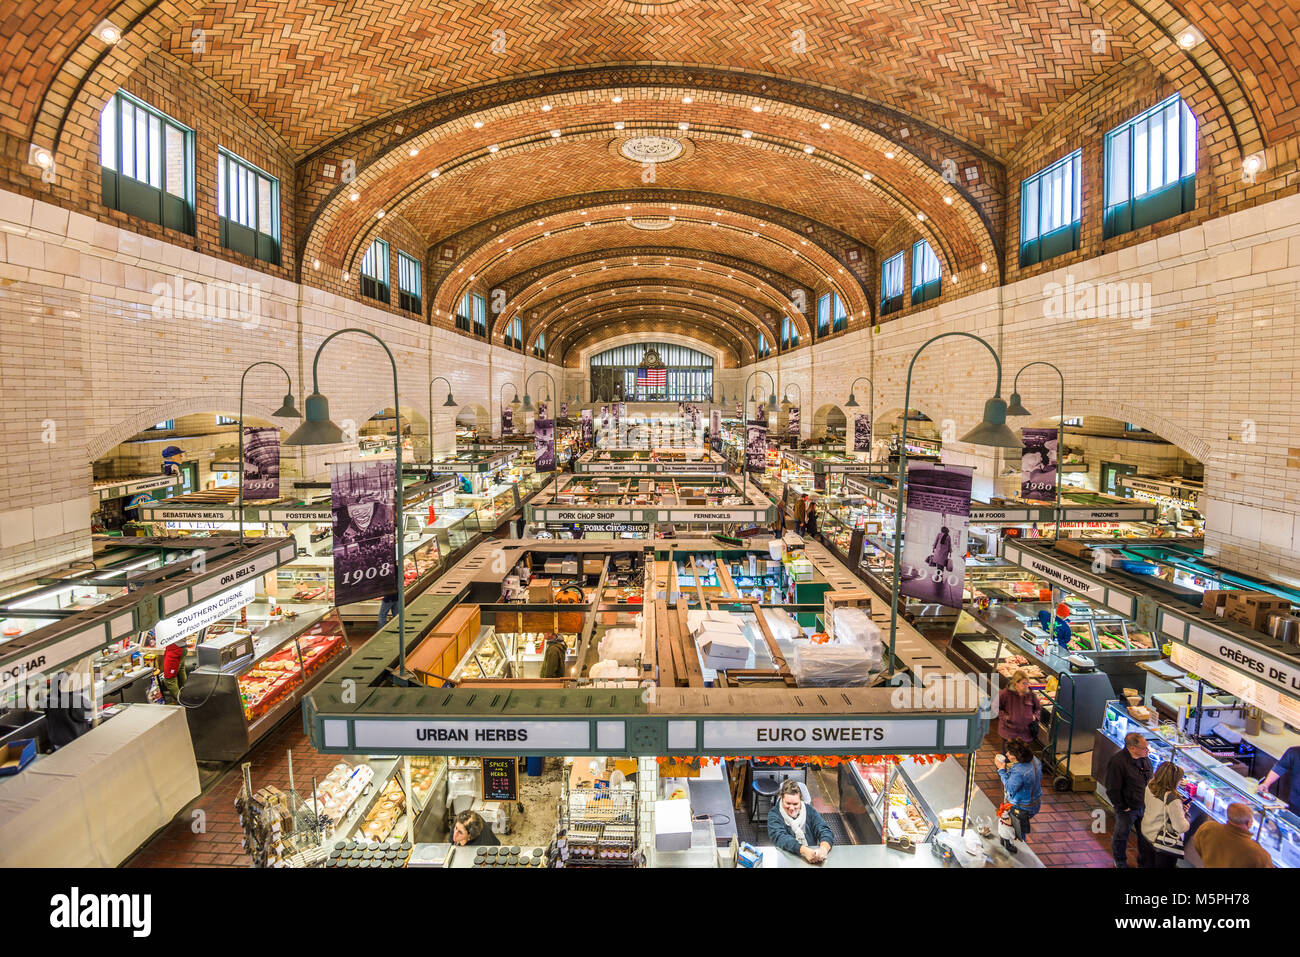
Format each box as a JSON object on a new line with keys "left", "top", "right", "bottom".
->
{"left": 627, "top": 218, "right": 676, "bottom": 231}
{"left": 616, "top": 135, "right": 691, "bottom": 164}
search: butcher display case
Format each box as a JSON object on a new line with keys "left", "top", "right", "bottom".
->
{"left": 180, "top": 609, "right": 349, "bottom": 761}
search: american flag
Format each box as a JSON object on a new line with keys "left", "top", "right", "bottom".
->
{"left": 637, "top": 367, "right": 666, "bottom": 388}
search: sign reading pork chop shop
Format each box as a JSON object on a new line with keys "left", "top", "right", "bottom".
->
{"left": 353, "top": 719, "right": 591, "bottom": 752}
{"left": 702, "top": 718, "right": 941, "bottom": 751}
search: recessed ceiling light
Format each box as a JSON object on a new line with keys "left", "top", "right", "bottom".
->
{"left": 741, "top": 130, "right": 753, "bottom": 139}
{"left": 613, "top": 121, "right": 625, "bottom": 131}
{"left": 803, "top": 145, "right": 814, "bottom": 153}
{"left": 951, "top": 274, "right": 959, "bottom": 283}
{"left": 612, "top": 95, "right": 623, "bottom": 103}
{"left": 93, "top": 20, "right": 123, "bottom": 44}
{"left": 541, "top": 103, "right": 553, "bottom": 112}
{"left": 819, "top": 122, "right": 830, "bottom": 130}
{"left": 550, "top": 129, "right": 561, "bottom": 138}
{"left": 1178, "top": 28, "right": 1202, "bottom": 48}
{"left": 624, "top": 205, "right": 631, "bottom": 210}
{"left": 1243, "top": 154, "right": 1263, "bottom": 175}
{"left": 408, "top": 147, "right": 419, "bottom": 157}
{"left": 488, "top": 145, "right": 499, "bottom": 152}
{"left": 885, "top": 151, "right": 895, "bottom": 159}
{"left": 678, "top": 122, "right": 689, "bottom": 130}
{"left": 342, "top": 272, "right": 350, "bottom": 281}
{"left": 581, "top": 210, "right": 588, "bottom": 215}
{"left": 751, "top": 106, "right": 762, "bottom": 113}
{"left": 429, "top": 169, "right": 440, "bottom": 177}
{"left": 944, "top": 195, "right": 954, "bottom": 205}
{"left": 349, "top": 191, "right": 359, "bottom": 201}
{"left": 980, "top": 262, "right": 988, "bottom": 273}
{"left": 473, "top": 121, "right": 483, "bottom": 128}
{"left": 862, "top": 171, "right": 873, "bottom": 180}
{"left": 683, "top": 96, "right": 693, "bottom": 104}
{"left": 375, "top": 209, "right": 384, "bottom": 218}
{"left": 916, "top": 212, "right": 926, "bottom": 221}
{"left": 311, "top": 259, "right": 320, "bottom": 270}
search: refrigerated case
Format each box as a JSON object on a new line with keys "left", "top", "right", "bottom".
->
{"left": 839, "top": 757, "right": 993, "bottom": 846}
{"left": 1096, "top": 704, "right": 1300, "bottom": 867}
{"left": 180, "top": 609, "right": 350, "bottom": 761}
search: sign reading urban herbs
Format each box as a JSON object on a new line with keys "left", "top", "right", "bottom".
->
{"left": 330, "top": 459, "right": 398, "bottom": 605}
{"left": 853, "top": 414, "right": 872, "bottom": 452}
{"left": 534, "top": 402, "right": 556, "bottom": 473}
{"left": 900, "top": 463, "right": 973, "bottom": 609}
{"left": 745, "top": 416, "right": 768, "bottom": 474}
{"left": 788, "top": 405, "right": 800, "bottom": 440}
{"left": 1020, "top": 427, "right": 1058, "bottom": 503}
{"left": 241, "top": 427, "right": 281, "bottom": 499}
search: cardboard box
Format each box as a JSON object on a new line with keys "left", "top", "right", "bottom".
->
{"left": 1201, "top": 590, "right": 1233, "bottom": 617}
{"left": 824, "top": 589, "right": 873, "bottom": 640}
{"left": 1223, "top": 592, "right": 1292, "bottom": 632}
{"left": 1053, "top": 539, "right": 1094, "bottom": 560}
{"left": 583, "top": 559, "right": 604, "bottom": 576}
{"left": 654, "top": 799, "right": 694, "bottom": 851}
{"left": 529, "top": 577, "right": 553, "bottom": 603}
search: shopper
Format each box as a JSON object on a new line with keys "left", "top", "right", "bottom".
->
{"left": 793, "top": 494, "right": 807, "bottom": 535}
{"left": 1104, "top": 732, "right": 1155, "bottom": 868}
{"left": 774, "top": 502, "right": 787, "bottom": 536}
{"left": 1257, "top": 744, "right": 1300, "bottom": 816}
{"left": 996, "top": 670, "right": 1041, "bottom": 747}
{"left": 540, "top": 633, "right": 568, "bottom": 679}
{"left": 994, "top": 739, "right": 1042, "bottom": 849}
{"left": 1141, "top": 760, "right": 1190, "bottom": 867}
{"left": 451, "top": 809, "right": 500, "bottom": 847}
{"left": 43, "top": 671, "right": 92, "bottom": 750}
{"left": 766, "top": 779, "right": 834, "bottom": 864}
{"left": 1192, "top": 803, "right": 1273, "bottom": 868}
{"left": 377, "top": 591, "right": 399, "bottom": 629}
{"left": 159, "top": 641, "right": 188, "bottom": 705}
{"left": 804, "top": 497, "right": 819, "bottom": 537}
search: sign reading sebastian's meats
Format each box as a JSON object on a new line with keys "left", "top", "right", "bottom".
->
{"left": 330, "top": 460, "right": 398, "bottom": 605}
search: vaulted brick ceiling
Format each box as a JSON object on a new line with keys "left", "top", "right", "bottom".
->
{"left": 4, "top": 0, "right": 1288, "bottom": 356}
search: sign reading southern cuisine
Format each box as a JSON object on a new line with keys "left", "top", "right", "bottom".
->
{"left": 534, "top": 402, "right": 555, "bottom": 473}
{"left": 241, "top": 427, "right": 281, "bottom": 499}
{"left": 899, "top": 463, "right": 973, "bottom": 608}
{"left": 330, "top": 459, "right": 398, "bottom": 605}
{"left": 1020, "top": 427, "right": 1058, "bottom": 503}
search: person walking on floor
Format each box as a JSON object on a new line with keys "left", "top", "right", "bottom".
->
{"left": 996, "top": 670, "right": 1041, "bottom": 748}
{"left": 1141, "top": 760, "right": 1190, "bottom": 867}
{"left": 804, "top": 497, "right": 819, "bottom": 537}
{"left": 793, "top": 494, "right": 807, "bottom": 535}
{"left": 1104, "top": 731, "right": 1155, "bottom": 868}
{"left": 994, "top": 738, "right": 1042, "bottom": 851}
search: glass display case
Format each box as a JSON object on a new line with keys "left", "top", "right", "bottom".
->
{"left": 884, "top": 766, "right": 937, "bottom": 844}
{"left": 451, "top": 628, "right": 514, "bottom": 680}
{"left": 853, "top": 761, "right": 889, "bottom": 809}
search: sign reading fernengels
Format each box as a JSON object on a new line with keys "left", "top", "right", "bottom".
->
{"left": 353, "top": 719, "right": 591, "bottom": 751}
{"left": 702, "top": 719, "right": 940, "bottom": 751}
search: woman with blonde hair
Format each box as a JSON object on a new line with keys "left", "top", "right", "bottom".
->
{"left": 996, "top": 669, "right": 1041, "bottom": 747}
{"left": 1141, "top": 761, "right": 1189, "bottom": 868}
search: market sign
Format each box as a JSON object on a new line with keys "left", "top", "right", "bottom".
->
{"left": 264, "top": 507, "right": 332, "bottom": 522}
{"left": 159, "top": 539, "right": 296, "bottom": 615}
{"left": 350, "top": 719, "right": 592, "bottom": 751}
{"left": 701, "top": 719, "right": 946, "bottom": 751}
{"left": 1001, "top": 542, "right": 1106, "bottom": 603}
{"left": 141, "top": 507, "right": 235, "bottom": 522}
{"left": 560, "top": 522, "right": 650, "bottom": 534}
{"left": 1170, "top": 644, "right": 1300, "bottom": 727}
{"left": 1175, "top": 621, "right": 1300, "bottom": 699}
{"left": 95, "top": 474, "right": 181, "bottom": 502}
{"left": 154, "top": 582, "right": 255, "bottom": 645}
{"left": 0, "top": 609, "right": 137, "bottom": 694}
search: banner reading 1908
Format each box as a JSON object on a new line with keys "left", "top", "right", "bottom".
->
{"left": 330, "top": 459, "right": 398, "bottom": 606}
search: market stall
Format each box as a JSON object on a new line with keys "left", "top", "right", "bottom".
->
{"left": 573, "top": 448, "right": 728, "bottom": 475}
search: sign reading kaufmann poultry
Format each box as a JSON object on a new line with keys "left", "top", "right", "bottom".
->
{"left": 330, "top": 459, "right": 398, "bottom": 605}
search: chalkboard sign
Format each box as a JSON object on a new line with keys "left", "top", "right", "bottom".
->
{"left": 482, "top": 757, "right": 518, "bottom": 801}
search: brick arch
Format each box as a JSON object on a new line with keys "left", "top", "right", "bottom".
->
{"left": 87, "top": 394, "right": 286, "bottom": 463}
{"left": 1055, "top": 402, "right": 1211, "bottom": 463}
{"left": 561, "top": 318, "right": 747, "bottom": 366}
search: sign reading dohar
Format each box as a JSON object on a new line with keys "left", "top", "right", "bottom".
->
{"left": 702, "top": 719, "right": 940, "bottom": 751}
{"left": 353, "top": 719, "right": 592, "bottom": 751}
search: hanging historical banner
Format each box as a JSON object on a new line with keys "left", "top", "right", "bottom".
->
{"left": 534, "top": 403, "right": 555, "bottom": 473}
{"left": 241, "top": 427, "right": 280, "bottom": 499}
{"left": 788, "top": 406, "right": 801, "bottom": 442}
{"left": 330, "top": 459, "right": 398, "bottom": 606}
{"left": 745, "top": 416, "right": 768, "bottom": 474}
{"left": 853, "top": 414, "right": 872, "bottom": 452}
{"left": 581, "top": 408, "right": 594, "bottom": 445}
{"left": 710, "top": 409, "right": 722, "bottom": 452}
{"left": 898, "top": 463, "right": 973, "bottom": 608}
{"left": 560, "top": 401, "right": 568, "bottom": 420}
{"left": 1020, "top": 427, "right": 1058, "bottom": 503}
{"left": 501, "top": 406, "right": 514, "bottom": 436}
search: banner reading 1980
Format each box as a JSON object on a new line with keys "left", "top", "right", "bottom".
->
{"left": 330, "top": 459, "right": 398, "bottom": 606}
{"left": 1020, "top": 427, "right": 1058, "bottom": 503}
{"left": 899, "top": 463, "right": 972, "bottom": 608}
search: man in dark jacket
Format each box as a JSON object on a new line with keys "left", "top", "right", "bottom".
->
{"left": 540, "top": 635, "right": 568, "bottom": 679}
{"left": 1105, "top": 732, "right": 1155, "bottom": 867}
{"left": 766, "top": 779, "right": 834, "bottom": 863}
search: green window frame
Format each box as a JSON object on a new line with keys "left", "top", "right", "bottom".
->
{"left": 217, "top": 149, "right": 280, "bottom": 265}
{"left": 780, "top": 316, "right": 798, "bottom": 350}
{"left": 832, "top": 293, "right": 847, "bottom": 332}
{"left": 360, "top": 239, "right": 390, "bottom": 303}
{"left": 1104, "top": 94, "right": 1196, "bottom": 239}
{"left": 100, "top": 91, "right": 195, "bottom": 235}
{"left": 532, "top": 332, "right": 547, "bottom": 358}
{"left": 1020, "top": 150, "right": 1081, "bottom": 267}
{"left": 816, "top": 294, "right": 830, "bottom": 336}
{"left": 397, "top": 251, "right": 421, "bottom": 314}
{"left": 911, "top": 241, "right": 941, "bottom": 306}
{"left": 880, "top": 253, "right": 904, "bottom": 315}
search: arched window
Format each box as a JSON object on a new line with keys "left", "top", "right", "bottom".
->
{"left": 588, "top": 343, "right": 713, "bottom": 402}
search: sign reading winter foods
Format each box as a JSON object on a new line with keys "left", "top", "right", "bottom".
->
{"left": 534, "top": 403, "right": 555, "bottom": 473}
{"left": 501, "top": 406, "right": 514, "bottom": 436}
{"left": 330, "top": 460, "right": 398, "bottom": 605}
{"left": 745, "top": 416, "right": 768, "bottom": 474}
{"left": 853, "top": 414, "right": 872, "bottom": 452}
{"left": 241, "top": 427, "right": 280, "bottom": 499}
{"left": 788, "top": 405, "right": 800, "bottom": 440}
{"left": 899, "top": 463, "right": 973, "bottom": 608}
{"left": 581, "top": 408, "right": 594, "bottom": 445}
{"left": 1020, "top": 427, "right": 1058, "bottom": 503}
{"left": 710, "top": 409, "right": 722, "bottom": 452}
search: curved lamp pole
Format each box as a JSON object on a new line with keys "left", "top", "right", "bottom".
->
{"left": 237, "top": 361, "right": 301, "bottom": 543}
{"left": 283, "top": 330, "right": 411, "bottom": 678}
{"left": 1006, "top": 361, "right": 1067, "bottom": 649}
{"left": 426, "top": 376, "right": 458, "bottom": 466}
{"left": 886, "top": 332, "right": 1021, "bottom": 677}
{"left": 844, "top": 376, "right": 874, "bottom": 457}
{"left": 741, "top": 369, "right": 778, "bottom": 496}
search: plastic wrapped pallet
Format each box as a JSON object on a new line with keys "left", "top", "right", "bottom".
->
{"left": 760, "top": 607, "right": 802, "bottom": 643}
{"left": 597, "top": 627, "right": 643, "bottom": 666}
{"left": 589, "top": 659, "right": 640, "bottom": 679}
{"left": 790, "top": 640, "right": 875, "bottom": 687}
{"left": 832, "top": 607, "right": 884, "bottom": 651}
